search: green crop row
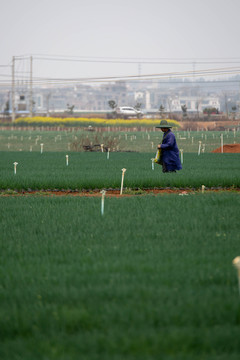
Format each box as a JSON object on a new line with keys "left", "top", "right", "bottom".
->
{"left": 0, "top": 128, "right": 239, "bottom": 153}
{"left": 0, "top": 151, "right": 239, "bottom": 190}
{"left": 0, "top": 194, "right": 240, "bottom": 359}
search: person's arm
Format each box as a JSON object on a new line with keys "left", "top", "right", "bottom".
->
{"left": 159, "top": 133, "right": 175, "bottom": 150}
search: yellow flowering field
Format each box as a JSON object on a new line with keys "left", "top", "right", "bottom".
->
{"left": 14, "top": 116, "right": 180, "bottom": 128}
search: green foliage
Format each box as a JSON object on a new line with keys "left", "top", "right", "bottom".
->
{"left": 134, "top": 102, "right": 142, "bottom": 110}
{"left": 4, "top": 100, "right": 10, "bottom": 114}
{"left": 203, "top": 107, "right": 219, "bottom": 115}
{"left": 0, "top": 194, "right": 240, "bottom": 359}
{"left": 159, "top": 104, "right": 165, "bottom": 118}
{"left": 181, "top": 104, "right": 188, "bottom": 117}
{"left": 108, "top": 100, "right": 117, "bottom": 109}
{"left": 66, "top": 104, "right": 75, "bottom": 114}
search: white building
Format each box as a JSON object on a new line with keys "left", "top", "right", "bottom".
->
{"left": 166, "top": 95, "right": 220, "bottom": 113}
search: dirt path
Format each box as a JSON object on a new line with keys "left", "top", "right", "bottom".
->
{"left": 1, "top": 188, "right": 239, "bottom": 197}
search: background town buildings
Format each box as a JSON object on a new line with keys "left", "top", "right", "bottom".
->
{"left": 1, "top": 76, "right": 240, "bottom": 117}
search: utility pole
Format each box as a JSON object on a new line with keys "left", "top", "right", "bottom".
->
{"left": 29, "top": 56, "right": 33, "bottom": 117}
{"left": 11, "top": 56, "right": 15, "bottom": 122}
{"left": 46, "top": 93, "right": 51, "bottom": 117}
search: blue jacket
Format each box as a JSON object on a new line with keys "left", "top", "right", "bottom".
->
{"left": 160, "top": 130, "right": 182, "bottom": 171}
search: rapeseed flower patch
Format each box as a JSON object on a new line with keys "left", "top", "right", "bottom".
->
{"left": 15, "top": 117, "right": 180, "bottom": 128}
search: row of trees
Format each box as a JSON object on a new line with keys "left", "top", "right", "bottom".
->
{"left": 108, "top": 100, "right": 142, "bottom": 111}
{"left": 108, "top": 101, "right": 225, "bottom": 119}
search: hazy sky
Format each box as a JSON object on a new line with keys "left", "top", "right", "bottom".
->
{"left": 1, "top": 0, "right": 240, "bottom": 84}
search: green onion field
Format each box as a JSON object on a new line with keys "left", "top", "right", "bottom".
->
{"left": 0, "top": 127, "right": 240, "bottom": 359}
{"left": 0, "top": 151, "right": 240, "bottom": 190}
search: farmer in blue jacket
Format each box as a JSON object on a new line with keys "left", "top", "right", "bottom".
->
{"left": 156, "top": 120, "right": 182, "bottom": 173}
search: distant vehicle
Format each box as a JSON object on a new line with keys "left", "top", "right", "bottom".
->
{"left": 115, "top": 106, "right": 143, "bottom": 119}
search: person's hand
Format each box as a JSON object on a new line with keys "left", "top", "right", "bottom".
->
{"left": 157, "top": 145, "right": 161, "bottom": 149}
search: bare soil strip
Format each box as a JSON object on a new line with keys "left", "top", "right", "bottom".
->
{"left": 1, "top": 188, "right": 239, "bottom": 197}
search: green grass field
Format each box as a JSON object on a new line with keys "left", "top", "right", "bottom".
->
{"left": 0, "top": 151, "right": 239, "bottom": 190}
{"left": 0, "top": 194, "right": 240, "bottom": 359}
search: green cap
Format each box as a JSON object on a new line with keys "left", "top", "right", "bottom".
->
{"left": 156, "top": 120, "right": 172, "bottom": 128}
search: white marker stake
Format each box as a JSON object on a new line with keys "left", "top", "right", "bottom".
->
{"left": 101, "top": 144, "right": 104, "bottom": 153}
{"left": 180, "top": 149, "right": 183, "bottom": 164}
{"left": 107, "top": 148, "right": 110, "bottom": 160}
{"left": 151, "top": 158, "right": 155, "bottom": 170}
{"left": 202, "top": 185, "right": 205, "bottom": 194}
{"left": 66, "top": 155, "right": 69, "bottom": 166}
{"left": 198, "top": 141, "right": 202, "bottom": 156}
{"left": 220, "top": 134, "right": 223, "bottom": 153}
{"left": 30, "top": 146, "right": 32, "bottom": 152}
{"left": 40, "top": 143, "right": 44, "bottom": 154}
{"left": 232, "top": 256, "right": 240, "bottom": 297}
{"left": 100, "top": 190, "right": 106, "bottom": 215}
{"left": 13, "top": 162, "right": 18, "bottom": 175}
{"left": 120, "top": 168, "right": 127, "bottom": 195}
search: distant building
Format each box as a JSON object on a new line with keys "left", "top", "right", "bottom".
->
{"left": 166, "top": 95, "right": 220, "bottom": 113}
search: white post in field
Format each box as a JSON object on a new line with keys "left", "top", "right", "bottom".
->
{"left": 198, "top": 141, "right": 202, "bottom": 156}
{"left": 120, "top": 168, "right": 127, "bottom": 195}
{"left": 13, "top": 162, "right": 18, "bottom": 174}
{"left": 100, "top": 190, "right": 106, "bottom": 216}
{"left": 221, "top": 134, "right": 223, "bottom": 153}
{"left": 151, "top": 158, "right": 154, "bottom": 170}
{"left": 66, "top": 155, "right": 69, "bottom": 166}
{"left": 180, "top": 149, "right": 183, "bottom": 164}
{"left": 40, "top": 143, "right": 44, "bottom": 154}
{"left": 232, "top": 256, "right": 240, "bottom": 297}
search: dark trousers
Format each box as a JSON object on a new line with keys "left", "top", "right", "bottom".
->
{"left": 162, "top": 162, "right": 176, "bottom": 173}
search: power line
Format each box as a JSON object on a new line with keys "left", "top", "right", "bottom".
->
{"left": 2, "top": 65, "right": 240, "bottom": 82}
